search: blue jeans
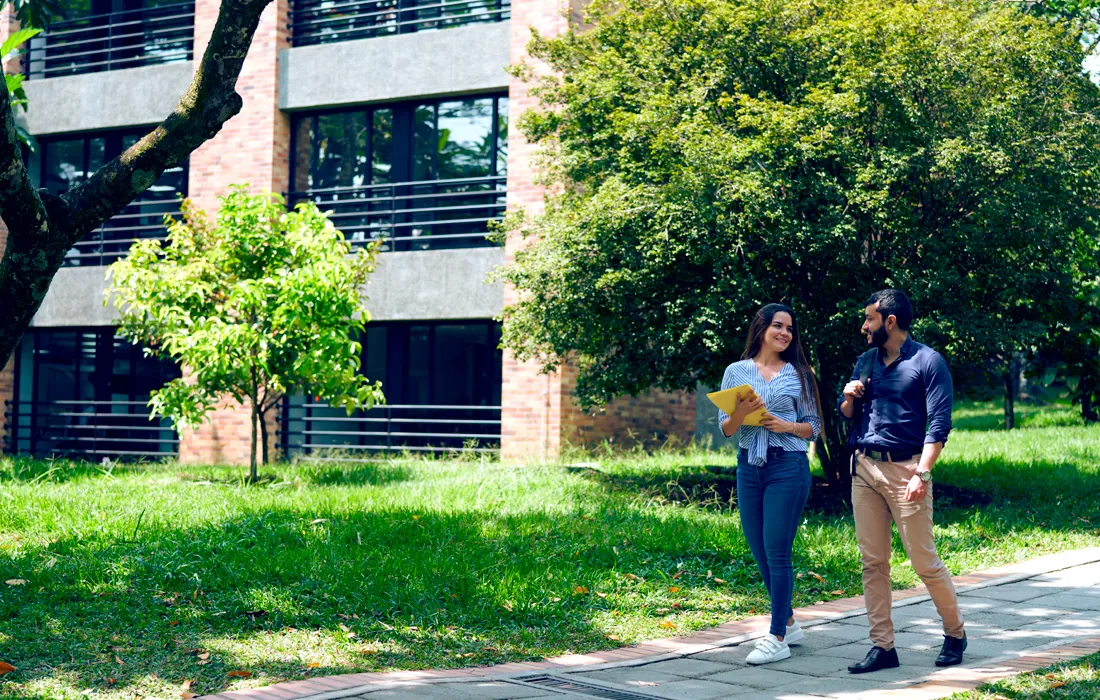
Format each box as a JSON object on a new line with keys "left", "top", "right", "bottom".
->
{"left": 737, "top": 448, "right": 811, "bottom": 637}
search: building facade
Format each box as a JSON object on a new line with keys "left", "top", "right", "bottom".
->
{"left": 0, "top": 0, "right": 711, "bottom": 462}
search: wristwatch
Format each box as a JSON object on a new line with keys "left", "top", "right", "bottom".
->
{"left": 917, "top": 469, "right": 932, "bottom": 483}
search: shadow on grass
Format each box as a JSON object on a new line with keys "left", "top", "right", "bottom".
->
{"left": 577, "top": 465, "right": 992, "bottom": 516}
{"left": 0, "top": 500, "right": 764, "bottom": 699}
{"left": 297, "top": 461, "right": 415, "bottom": 487}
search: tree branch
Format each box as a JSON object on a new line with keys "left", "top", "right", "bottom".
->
{"left": 0, "top": 0, "right": 274, "bottom": 369}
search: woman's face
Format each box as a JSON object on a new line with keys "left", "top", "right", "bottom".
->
{"left": 763, "top": 311, "right": 794, "bottom": 355}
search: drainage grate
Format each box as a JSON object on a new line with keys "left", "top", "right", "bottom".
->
{"left": 514, "top": 674, "right": 662, "bottom": 699}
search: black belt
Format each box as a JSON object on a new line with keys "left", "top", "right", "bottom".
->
{"left": 858, "top": 446, "right": 922, "bottom": 463}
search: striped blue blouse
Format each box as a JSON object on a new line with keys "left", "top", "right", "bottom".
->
{"left": 717, "top": 360, "right": 822, "bottom": 466}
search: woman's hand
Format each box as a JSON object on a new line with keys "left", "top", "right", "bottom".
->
{"left": 733, "top": 394, "right": 765, "bottom": 420}
{"left": 759, "top": 414, "right": 794, "bottom": 434}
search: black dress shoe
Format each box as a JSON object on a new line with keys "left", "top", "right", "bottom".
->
{"left": 848, "top": 646, "right": 900, "bottom": 674}
{"left": 936, "top": 632, "right": 967, "bottom": 667}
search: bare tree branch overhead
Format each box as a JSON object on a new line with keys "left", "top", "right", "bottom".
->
{"left": 0, "top": 0, "right": 273, "bottom": 369}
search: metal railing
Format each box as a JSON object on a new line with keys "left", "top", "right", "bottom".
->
{"left": 280, "top": 402, "right": 501, "bottom": 458}
{"left": 288, "top": 175, "right": 505, "bottom": 252}
{"left": 289, "top": 0, "right": 509, "bottom": 47}
{"left": 65, "top": 197, "right": 182, "bottom": 267}
{"left": 4, "top": 399, "right": 179, "bottom": 460}
{"left": 24, "top": 1, "right": 195, "bottom": 80}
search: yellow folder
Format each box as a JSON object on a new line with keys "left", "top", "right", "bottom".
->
{"left": 707, "top": 384, "right": 768, "bottom": 426}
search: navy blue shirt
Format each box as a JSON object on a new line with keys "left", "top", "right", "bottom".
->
{"left": 839, "top": 337, "right": 953, "bottom": 453}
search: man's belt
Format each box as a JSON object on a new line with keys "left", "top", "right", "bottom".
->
{"left": 858, "top": 446, "right": 922, "bottom": 463}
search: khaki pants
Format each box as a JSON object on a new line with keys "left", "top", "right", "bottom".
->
{"left": 852, "top": 453, "right": 964, "bottom": 649}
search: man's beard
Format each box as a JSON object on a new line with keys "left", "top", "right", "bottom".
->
{"left": 868, "top": 325, "right": 889, "bottom": 348}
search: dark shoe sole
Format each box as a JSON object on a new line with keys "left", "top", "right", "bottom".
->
{"left": 935, "top": 656, "right": 963, "bottom": 667}
{"left": 848, "top": 660, "right": 901, "bottom": 674}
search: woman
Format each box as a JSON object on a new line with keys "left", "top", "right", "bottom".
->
{"left": 718, "top": 303, "right": 823, "bottom": 665}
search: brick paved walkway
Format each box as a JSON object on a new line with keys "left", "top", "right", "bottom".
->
{"left": 202, "top": 547, "right": 1100, "bottom": 700}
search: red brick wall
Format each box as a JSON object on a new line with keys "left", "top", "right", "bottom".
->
{"left": 178, "top": 0, "right": 290, "bottom": 465}
{"left": 500, "top": 0, "right": 696, "bottom": 459}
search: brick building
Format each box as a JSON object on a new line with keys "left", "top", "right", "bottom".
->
{"left": 0, "top": 0, "right": 708, "bottom": 463}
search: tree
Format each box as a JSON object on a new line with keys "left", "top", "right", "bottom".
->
{"left": 0, "top": 0, "right": 274, "bottom": 373}
{"left": 107, "top": 187, "right": 385, "bottom": 480}
{"left": 498, "top": 0, "right": 1100, "bottom": 486}
{"left": 2, "top": 26, "right": 40, "bottom": 151}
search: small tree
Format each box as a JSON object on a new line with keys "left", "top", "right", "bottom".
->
{"left": 108, "top": 186, "right": 385, "bottom": 480}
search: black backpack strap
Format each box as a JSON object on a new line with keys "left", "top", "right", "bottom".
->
{"left": 848, "top": 348, "right": 877, "bottom": 476}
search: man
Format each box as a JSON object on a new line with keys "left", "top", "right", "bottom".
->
{"left": 840, "top": 289, "right": 965, "bottom": 674}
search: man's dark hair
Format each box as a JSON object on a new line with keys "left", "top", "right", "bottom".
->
{"left": 865, "top": 289, "right": 913, "bottom": 330}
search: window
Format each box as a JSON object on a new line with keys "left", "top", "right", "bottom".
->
{"left": 281, "top": 321, "right": 503, "bottom": 455}
{"left": 30, "top": 129, "right": 187, "bottom": 266}
{"left": 25, "top": 0, "right": 195, "bottom": 79}
{"left": 7, "top": 329, "right": 180, "bottom": 458}
{"left": 289, "top": 0, "right": 511, "bottom": 48}
{"left": 289, "top": 95, "right": 507, "bottom": 251}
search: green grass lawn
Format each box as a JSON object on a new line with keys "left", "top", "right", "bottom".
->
{"left": 0, "top": 402, "right": 1097, "bottom": 699}
{"left": 948, "top": 651, "right": 1100, "bottom": 699}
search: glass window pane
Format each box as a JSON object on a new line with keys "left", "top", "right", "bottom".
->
{"left": 89, "top": 137, "right": 105, "bottom": 173}
{"left": 437, "top": 98, "right": 493, "bottom": 179}
{"left": 407, "top": 325, "right": 431, "bottom": 404}
{"left": 412, "top": 104, "right": 436, "bottom": 181}
{"left": 292, "top": 116, "right": 315, "bottom": 191}
{"left": 371, "top": 109, "right": 393, "bottom": 184}
{"left": 496, "top": 98, "right": 508, "bottom": 176}
{"left": 43, "top": 139, "right": 86, "bottom": 194}
{"left": 314, "top": 112, "right": 369, "bottom": 191}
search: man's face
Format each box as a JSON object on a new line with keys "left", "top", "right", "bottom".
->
{"left": 862, "top": 303, "right": 890, "bottom": 348}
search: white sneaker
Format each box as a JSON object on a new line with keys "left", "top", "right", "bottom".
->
{"left": 746, "top": 634, "right": 791, "bottom": 665}
{"left": 785, "top": 619, "right": 804, "bottom": 645}
{"left": 755, "top": 620, "right": 803, "bottom": 647}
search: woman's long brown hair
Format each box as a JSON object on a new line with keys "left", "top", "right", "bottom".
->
{"left": 741, "top": 303, "right": 823, "bottom": 421}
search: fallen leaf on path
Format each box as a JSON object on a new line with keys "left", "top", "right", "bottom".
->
{"left": 813, "top": 601, "right": 825, "bottom": 606}
{"left": 115, "top": 656, "right": 124, "bottom": 666}
{"left": 671, "top": 602, "right": 682, "bottom": 609}
{"left": 595, "top": 591, "right": 607, "bottom": 598}
{"left": 623, "top": 573, "right": 642, "bottom": 581}
{"left": 606, "top": 635, "right": 620, "bottom": 641}
{"left": 807, "top": 571, "right": 825, "bottom": 583}
{"left": 501, "top": 601, "right": 514, "bottom": 611}
{"left": 311, "top": 518, "right": 328, "bottom": 524}
{"left": 168, "top": 620, "right": 181, "bottom": 627}
{"left": 830, "top": 590, "right": 845, "bottom": 596}
{"left": 672, "top": 571, "right": 683, "bottom": 580}
{"left": 712, "top": 578, "right": 726, "bottom": 584}
{"left": 573, "top": 586, "right": 589, "bottom": 595}
{"left": 658, "top": 621, "right": 675, "bottom": 629}
{"left": 707, "top": 570, "right": 713, "bottom": 579}
{"left": 1048, "top": 681, "right": 1065, "bottom": 689}
{"left": 307, "top": 663, "right": 320, "bottom": 669}
{"left": 0, "top": 662, "right": 16, "bottom": 675}
{"left": 5, "top": 579, "right": 26, "bottom": 586}
{"left": 1045, "top": 674, "right": 1057, "bottom": 680}
{"left": 197, "top": 652, "right": 210, "bottom": 661}
{"left": 796, "top": 573, "right": 804, "bottom": 579}
{"left": 106, "top": 678, "right": 116, "bottom": 685}
{"left": 668, "top": 586, "right": 681, "bottom": 593}
{"left": 227, "top": 670, "right": 252, "bottom": 678}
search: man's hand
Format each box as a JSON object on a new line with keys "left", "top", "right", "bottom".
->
{"left": 842, "top": 380, "right": 866, "bottom": 402}
{"left": 759, "top": 414, "right": 794, "bottom": 434}
{"left": 904, "top": 474, "right": 928, "bottom": 502}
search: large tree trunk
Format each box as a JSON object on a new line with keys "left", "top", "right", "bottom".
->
{"left": 0, "top": 0, "right": 274, "bottom": 370}
{"left": 1003, "top": 355, "right": 1020, "bottom": 430}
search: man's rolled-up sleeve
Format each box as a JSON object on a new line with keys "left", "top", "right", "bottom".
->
{"left": 923, "top": 353, "right": 953, "bottom": 444}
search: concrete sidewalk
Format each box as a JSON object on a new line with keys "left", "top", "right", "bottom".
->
{"left": 203, "top": 547, "right": 1100, "bottom": 700}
